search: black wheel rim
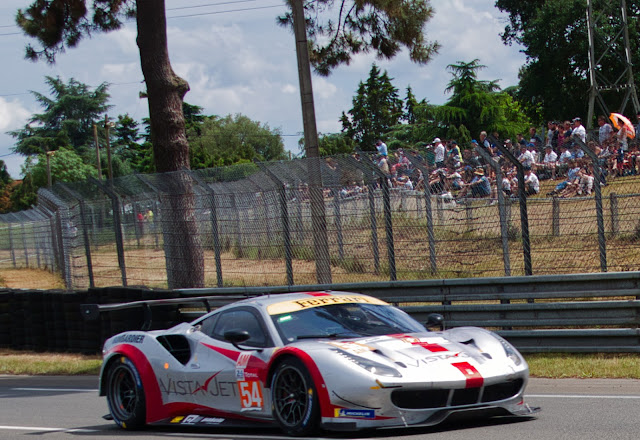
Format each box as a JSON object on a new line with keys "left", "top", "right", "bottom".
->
{"left": 109, "top": 364, "right": 139, "bottom": 421}
{"left": 273, "top": 366, "right": 309, "bottom": 427}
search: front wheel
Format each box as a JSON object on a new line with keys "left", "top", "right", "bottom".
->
{"left": 271, "top": 358, "right": 320, "bottom": 436}
{"left": 105, "top": 356, "right": 146, "bottom": 429}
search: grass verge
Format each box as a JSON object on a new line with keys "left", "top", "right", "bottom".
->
{"left": 1, "top": 350, "right": 639, "bottom": 378}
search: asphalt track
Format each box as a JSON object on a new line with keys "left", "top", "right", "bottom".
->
{"left": 0, "top": 376, "right": 639, "bottom": 440}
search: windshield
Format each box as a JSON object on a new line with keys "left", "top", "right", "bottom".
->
{"left": 272, "top": 302, "right": 425, "bottom": 344}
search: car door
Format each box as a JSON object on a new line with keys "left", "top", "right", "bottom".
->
{"left": 188, "top": 307, "right": 275, "bottom": 418}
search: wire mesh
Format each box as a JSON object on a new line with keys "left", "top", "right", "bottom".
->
{"left": 3, "top": 153, "right": 640, "bottom": 289}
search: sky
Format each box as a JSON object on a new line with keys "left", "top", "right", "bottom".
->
{"left": 0, "top": 0, "right": 527, "bottom": 179}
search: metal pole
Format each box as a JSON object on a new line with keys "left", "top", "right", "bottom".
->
{"left": 474, "top": 146, "right": 511, "bottom": 276}
{"left": 58, "top": 184, "right": 95, "bottom": 288}
{"left": 187, "top": 171, "right": 224, "bottom": 288}
{"left": 91, "top": 177, "right": 127, "bottom": 286}
{"left": 405, "top": 154, "right": 437, "bottom": 274}
{"left": 257, "top": 163, "right": 294, "bottom": 286}
{"left": 291, "top": 0, "right": 332, "bottom": 284}
{"left": 93, "top": 123, "right": 102, "bottom": 180}
{"left": 104, "top": 116, "right": 114, "bottom": 182}
{"left": 572, "top": 136, "right": 607, "bottom": 271}
{"left": 357, "top": 151, "right": 396, "bottom": 281}
{"left": 490, "top": 136, "right": 532, "bottom": 276}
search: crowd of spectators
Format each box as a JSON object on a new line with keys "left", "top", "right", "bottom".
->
{"left": 364, "top": 112, "right": 640, "bottom": 202}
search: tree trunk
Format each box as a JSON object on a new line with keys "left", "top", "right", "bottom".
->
{"left": 136, "top": 0, "right": 204, "bottom": 288}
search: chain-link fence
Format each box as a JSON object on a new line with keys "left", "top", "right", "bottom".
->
{"left": 2, "top": 153, "right": 640, "bottom": 290}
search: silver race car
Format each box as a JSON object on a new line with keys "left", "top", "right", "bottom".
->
{"left": 98, "top": 291, "right": 538, "bottom": 435}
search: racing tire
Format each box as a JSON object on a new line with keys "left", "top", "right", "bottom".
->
{"left": 271, "top": 357, "right": 320, "bottom": 436}
{"left": 105, "top": 357, "right": 146, "bottom": 430}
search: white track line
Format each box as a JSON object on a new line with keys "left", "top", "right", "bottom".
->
{"left": 11, "top": 387, "right": 98, "bottom": 392}
{"left": 527, "top": 394, "right": 640, "bottom": 399}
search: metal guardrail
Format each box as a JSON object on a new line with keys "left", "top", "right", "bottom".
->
{"left": 177, "top": 271, "right": 640, "bottom": 353}
{"left": 75, "top": 272, "right": 640, "bottom": 353}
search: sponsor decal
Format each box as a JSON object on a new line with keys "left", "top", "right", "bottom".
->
{"left": 452, "top": 361, "right": 484, "bottom": 388}
{"left": 267, "top": 294, "right": 387, "bottom": 315}
{"left": 328, "top": 341, "right": 372, "bottom": 354}
{"left": 170, "top": 416, "right": 184, "bottom": 423}
{"left": 201, "top": 417, "right": 225, "bottom": 424}
{"left": 235, "top": 369, "right": 245, "bottom": 381}
{"left": 158, "top": 372, "right": 238, "bottom": 397}
{"left": 112, "top": 334, "right": 145, "bottom": 344}
{"left": 238, "top": 380, "right": 264, "bottom": 409}
{"left": 181, "top": 415, "right": 202, "bottom": 425}
{"left": 334, "top": 408, "right": 375, "bottom": 419}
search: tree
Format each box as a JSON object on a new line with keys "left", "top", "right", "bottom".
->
{"left": 433, "top": 59, "right": 529, "bottom": 141}
{"left": 495, "top": 0, "right": 640, "bottom": 122}
{"left": 17, "top": 0, "right": 441, "bottom": 288}
{"left": 187, "top": 114, "right": 287, "bottom": 168}
{"left": 341, "top": 64, "right": 404, "bottom": 150}
{"left": 9, "top": 76, "right": 111, "bottom": 156}
{"left": 279, "top": 0, "right": 440, "bottom": 76}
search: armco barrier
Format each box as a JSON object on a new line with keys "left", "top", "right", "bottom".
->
{"left": 1, "top": 271, "right": 640, "bottom": 353}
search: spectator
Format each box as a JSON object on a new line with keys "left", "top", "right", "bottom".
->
{"left": 577, "top": 168, "right": 594, "bottom": 196}
{"left": 538, "top": 145, "right": 558, "bottom": 180}
{"left": 597, "top": 115, "right": 614, "bottom": 146}
{"left": 529, "top": 126, "right": 543, "bottom": 149}
{"left": 518, "top": 143, "right": 535, "bottom": 168}
{"left": 548, "top": 160, "right": 581, "bottom": 195}
{"left": 433, "top": 138, "right": 445, "bottom": 169}
{"left": 572, "top": 117, "right": 586, "bottom": 144}
{"left": 479, "top": 131, "right": 491, "bottom": 149}
{"left": 458, "top": 168, "right": 491, "bottom": 199}
{"left": 546, "top": 121, "right": 559, "bottom": 150}
{"left": 523, "top": 166, "right": 540, "bottom": 196}
{"left": 375, "top": 140, "right": 388, "bottom": 157}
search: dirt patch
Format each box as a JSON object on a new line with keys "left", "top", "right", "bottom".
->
{"left": 0, "top": 269, "right": 65, "bottom": 290}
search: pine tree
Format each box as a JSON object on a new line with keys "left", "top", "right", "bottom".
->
{"left": 341, "top": 64, "right": 404, "bottom": 150}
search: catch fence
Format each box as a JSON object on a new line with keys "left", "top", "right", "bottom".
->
{"left": 2, "top": 155, "right": 640, "bottom": 289}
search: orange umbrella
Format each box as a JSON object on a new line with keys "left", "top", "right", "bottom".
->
{"left": 609, "top": 112, "right": 636, "bottom": 139}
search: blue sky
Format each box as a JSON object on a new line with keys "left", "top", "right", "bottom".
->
{"left": 0, "top": 0, "right": 526, "bottom": 178}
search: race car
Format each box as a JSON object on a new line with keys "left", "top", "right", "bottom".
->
{"left": 97, "top": 291, "right": 538, "bottom": 436}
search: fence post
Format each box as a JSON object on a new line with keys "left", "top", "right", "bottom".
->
{"left": 333, "top": 194, "right": 345, "bottom": 261}
{"left": 91, "top": 178, "right": 127, "bottom": 286}
{"left": 490, "top": 136, "right": 532, "bottom": 276}
{"left": 187, "top": 171, "right": 224, "bottom": 288}
{"left": 610, "top": 193, "right": 619, "bottom": 236}
{"left": 573, "top": 136, "right": 607, "bottom": 272}
{"left": 474, "top": 147, "right": 511, "bottom": 276}
{"left": 7, "top": 223, "right": 16, "bottom": 268}
{"left": 257, "top": 163, "right": 294, "bottom": 286}
{"left": 405, "top": 154, "right": 437, "bottom": 274}
{"left": 357, "top": 151, "right": 396, "bottom": 281}
{"left": 57, "top": 184, "right": 96, "bottom": 288}
{"left": 552, "top": 197, "right": 560, "bottom": 236}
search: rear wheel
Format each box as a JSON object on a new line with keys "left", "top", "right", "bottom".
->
{"left": 105, "top": 357, "right": 146, "bottom": 429}
{"left": 271, "top": 358, "right": 320, "bottom": 436}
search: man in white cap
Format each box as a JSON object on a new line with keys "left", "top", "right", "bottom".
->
{"left": 375, "top": 139, "right": 388, "bottom": 157}
{"left": 572, "top": 117, "right": 586, "bottom": 143}
{"left": 433, "top": 137, "right": 445, "bottom": 169}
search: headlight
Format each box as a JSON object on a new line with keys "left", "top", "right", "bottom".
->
{"left": 333, "top": 349, "right": 402, "bottom": 377}
{"left": 496, "top": 337, "right": 522, "bottom": 366}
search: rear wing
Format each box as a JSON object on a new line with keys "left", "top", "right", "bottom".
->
{"left": 80, "top": 294, "right": 258, "bottom": 331}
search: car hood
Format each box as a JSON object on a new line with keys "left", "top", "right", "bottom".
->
{"left": 291, "top": 331, "right": 517, "bottom": 379}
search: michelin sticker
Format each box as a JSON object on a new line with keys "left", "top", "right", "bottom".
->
{"left": 334, "top": 408, "right": 375, "bottom": 419}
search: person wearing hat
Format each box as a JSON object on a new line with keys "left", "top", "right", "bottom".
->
{"left": 433, "top": 137, "right": 445, "bottom": 169}
{"left": 458, "top": 167, "right": 491, "bottom": 198}
{"left": 572, "top": 117, "right": 586, "bottom": 143}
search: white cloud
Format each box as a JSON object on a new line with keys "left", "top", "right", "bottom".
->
{"left": 0, "top": 98, "right": 31, "bottom": 131}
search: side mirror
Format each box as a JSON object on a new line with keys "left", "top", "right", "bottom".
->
{"left": 425, "top": 313, "right": 445, "bottom": 331}
{"left": 224, "top": 329, "right": 251, "bottom": 350}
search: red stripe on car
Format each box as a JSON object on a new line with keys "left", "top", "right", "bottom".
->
{"left": 451, "top": 362, "right": 484, "bottom": 388}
